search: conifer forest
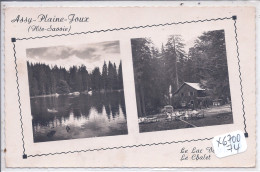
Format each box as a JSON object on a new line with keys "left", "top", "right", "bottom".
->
{"left": 27, "top": 61, "right": 124, "bottom": 97}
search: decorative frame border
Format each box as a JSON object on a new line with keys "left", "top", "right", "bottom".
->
{"left": 11, "top": 15, "right": 247, "bottom": 159}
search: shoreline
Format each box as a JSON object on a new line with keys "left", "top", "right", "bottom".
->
{"left": 30, "top": 89, "right": 124, "bottom": 98}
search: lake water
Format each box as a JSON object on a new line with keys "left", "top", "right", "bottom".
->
{"left": 30, "top": 91, "right": 128, "bottom": 142}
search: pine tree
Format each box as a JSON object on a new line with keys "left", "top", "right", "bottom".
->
{"left": 56, "top": 80, "right": 70, "bottom": 94}
{"left": 131, "top": 38, "right": 153, "bottom": 116}
{"left": 102, "top": 61, "right": 108, "bottom": 90}
{"left": 118, "top": 61, "right": 123, "bottom": 89}
{"left": 188, "top": 30, "right": 230, "bottom": 100}
{"left": 113, "top": 63, "right": 118, "bottom": 90}
{"left": 91, "top": 67, "right": 102, "bottom": 90}
{"left": 107, "top": 62, "right": 114, "bottom": 90}
{"left": 69, "top": 66, "right": 77, "bottom": 92}
{"left": 80, "top": 65, "right": 89, "bottom": 91}
{"left": 164, "top": 35, "right": 186, "bottom": 92}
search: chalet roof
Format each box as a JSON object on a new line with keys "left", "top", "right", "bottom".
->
{"left": 184, "top": 82, "right": 205, "bottom": 91}
{"left": 174, "top": 82, "right": 205, "bottom": 95}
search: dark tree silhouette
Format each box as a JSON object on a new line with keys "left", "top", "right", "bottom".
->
{"left": 27, "top": 60, "right": 124, "bottom": 97}
{"left": 56, "top": 80, "right": 70, "bottom": 94}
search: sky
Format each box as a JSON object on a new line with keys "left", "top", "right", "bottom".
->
{"left": 26, "top": 40, "right": 121, "bottom": 71}
{"left": 151, "top": 30, "right": 205, "bottom": 54}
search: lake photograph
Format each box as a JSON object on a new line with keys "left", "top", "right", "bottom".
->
{"left": 26, "top": 40, "right": 128, "bottom": 142}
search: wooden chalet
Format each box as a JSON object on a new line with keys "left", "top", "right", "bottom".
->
{"left": 173, "top": 82, "right": 209, "bottom": 109}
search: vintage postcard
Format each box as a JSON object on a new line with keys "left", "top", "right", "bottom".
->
{"left": 3, "top": 6, "right": 256, "bottom": 167}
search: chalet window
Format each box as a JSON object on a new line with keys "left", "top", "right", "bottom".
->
{"left": 190, "top": 100, "right": 194, "bottom": 104}
{"left": 190, "top": 91, "right": 194, "bottom": 96}
{"left": 181, "top": 93, "right": 184, "bottom": 97}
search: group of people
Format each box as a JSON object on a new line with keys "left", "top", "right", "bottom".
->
{"left": 138, "top": 109, "right": 203, "bottom": 124}
{"left": 165, "top": 109, "right": 201, "bottom": 120}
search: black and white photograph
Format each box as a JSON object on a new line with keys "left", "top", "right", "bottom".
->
{"left": 131, "top": 29, "right": 233, "bottom": 133}
{"left": 27, "top": 41, "right": 128, "bottom": 142}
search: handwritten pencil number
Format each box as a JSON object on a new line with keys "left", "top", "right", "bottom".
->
{"left": 216, "top": 134, "right": 241, "bottom": 152}
{"left": 216, "top": 136, "right": 227, "bottom": 147}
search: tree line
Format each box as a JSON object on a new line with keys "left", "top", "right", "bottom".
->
{"left": 132, "top": 30, "right": 231, "bottom": 116}
{"left": 27, "top": 61, "right": 124, "bottom": 96}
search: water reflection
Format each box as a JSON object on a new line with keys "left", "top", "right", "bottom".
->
{"left": 31, "top": 91, "right": 128, "bottom": 142}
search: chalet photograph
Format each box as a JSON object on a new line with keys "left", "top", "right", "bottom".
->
{"left": 131, "top": 29, "right": 233, "bottom": 133}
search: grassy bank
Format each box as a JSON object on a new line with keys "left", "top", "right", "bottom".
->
{"left": 139, "top": 105, "right": 233, "bottom": 133}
